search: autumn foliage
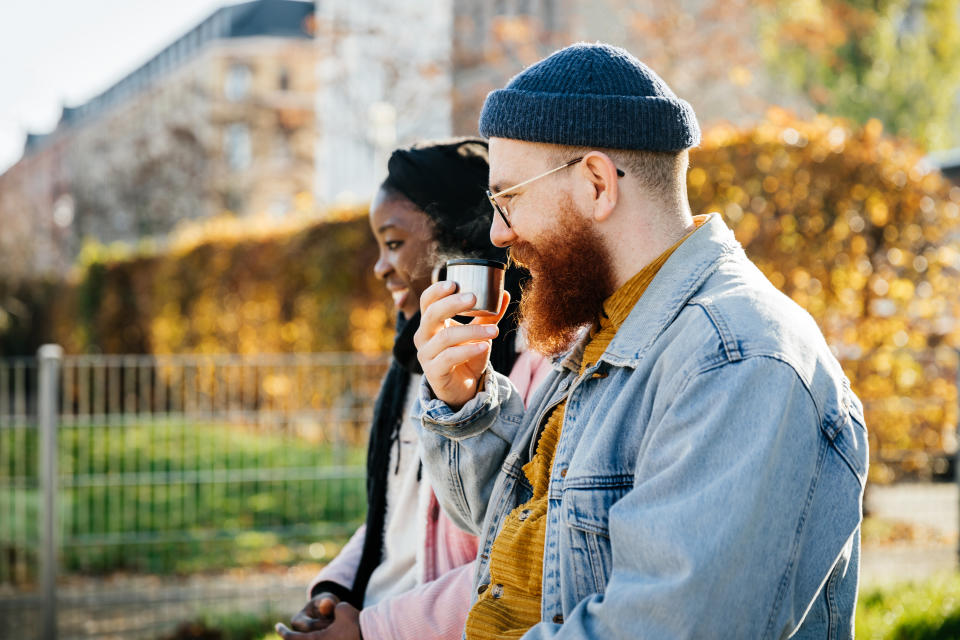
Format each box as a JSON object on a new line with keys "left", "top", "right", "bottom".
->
{"left": 688, "top": 109, "right": 960, "bottom": 481}
{"left": 3, "top": 112, "right": 958, "bottom": 480}
{"left": 47, "top": 210, "right": 396, "bottom": 357}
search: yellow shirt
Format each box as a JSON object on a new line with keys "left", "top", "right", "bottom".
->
{"left": 465, "top": 217, "right": 706, "bottom": 640}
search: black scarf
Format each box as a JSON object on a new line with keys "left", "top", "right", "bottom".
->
{"left": 349, "top": 311, "right": 422, "bottom": 606}
{"left": 342, "top": 291, "right": 521, "bottom": 608}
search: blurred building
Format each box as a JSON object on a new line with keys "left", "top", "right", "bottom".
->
{"left": 0, "top": 0, "right": 316, "bottom": 280}
{"left": 1, "top": 0, "right": 804, "bottom": 280}
{"left": 314, "top": 0, "right": 454, "bottom": 204}
{"left": 315, "top": 0, "right": 808, "bottom": 204}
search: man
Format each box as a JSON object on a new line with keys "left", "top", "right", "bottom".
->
{"left": 413, "top": 43, "right": 867, "bottom": 639}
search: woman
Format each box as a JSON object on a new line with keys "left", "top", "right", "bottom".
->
{"left": 277, "top": 138, "right": 549, "bottom": 640}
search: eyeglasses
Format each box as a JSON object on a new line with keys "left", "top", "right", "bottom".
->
{"left": 486, "top": 157, "right": 625, "bottom": 228}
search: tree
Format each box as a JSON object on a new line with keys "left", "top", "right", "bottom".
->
{"left": 758, "top": 0, "right": 960, "bottom": 151}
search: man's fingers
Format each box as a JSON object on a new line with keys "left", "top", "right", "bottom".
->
{"left": 493, "top": 290, "right": 512, "bottom": 324}
{"left": 426, "top": 342, "right": 490, "bottom": 378}
{"left": 419, "top": 281, "right": 458, "bottom": 316}
{"left": 418, "top": 323, "right": 498, "bottom": 363}
{"left": 466, "top": 289, "right": 512, "bottom": 326}
{"left": 415, "top": 292, "right": 478, "bottom": 353}
{"left": 417, "top": 288, "right": 510, "bottom": 349}
{"left": 421, "top": 290, "right": 479, "bottom": 332}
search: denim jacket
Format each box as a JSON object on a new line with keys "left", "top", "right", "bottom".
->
{"left": 417, "top": 213, "right": 868, "bottom": 640}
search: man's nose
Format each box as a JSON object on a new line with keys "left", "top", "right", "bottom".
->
{"left": 490, "top": 212, "right": 517, "bottom": 248}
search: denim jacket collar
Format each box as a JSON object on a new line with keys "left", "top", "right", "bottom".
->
{"left": 558, "top": 212, "right": 739, "bottom": 372}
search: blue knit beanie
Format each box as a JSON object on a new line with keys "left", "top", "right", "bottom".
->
{"left": 479, "top": 42, "right": 700, "bottom": 152}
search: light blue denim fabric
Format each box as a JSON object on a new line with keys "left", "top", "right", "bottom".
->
{"left": 417, "top": 213, "right": 868, "bottom": 640}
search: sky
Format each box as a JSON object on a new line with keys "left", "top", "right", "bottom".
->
{"left": 0, "top": 0, "right": 232, "bottom": 174}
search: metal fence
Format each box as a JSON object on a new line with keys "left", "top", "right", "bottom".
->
{"left": 2, "top": 344, "right": 959, "bottom": 637}
{"left": 0, "top": 347, "right": 389, "bottom": 640}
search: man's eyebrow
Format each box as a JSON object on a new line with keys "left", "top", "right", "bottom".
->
{"left": 490, "top": 179, "right": 511, "bottom": 194}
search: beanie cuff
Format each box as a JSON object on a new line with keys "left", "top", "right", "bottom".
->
{"left": 478, "top": 89, "right": 700, "bottom": 152}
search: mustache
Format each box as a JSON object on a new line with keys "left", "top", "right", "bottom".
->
{"left": 508, "top": 242, "right": 537, "bottom": 270}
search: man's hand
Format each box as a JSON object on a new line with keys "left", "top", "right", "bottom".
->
{"left": 414, "top": 281, "right": 510, "bottom": 410}
{"left": 275, "top": 602, "right": 361, "bottom": 640}
{"left": 280, "top": 591, "right": 340, "bottom": 635}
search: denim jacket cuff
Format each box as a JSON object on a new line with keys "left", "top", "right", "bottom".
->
{"left": 418, "top": 365, "right": 503, "bottom": 440}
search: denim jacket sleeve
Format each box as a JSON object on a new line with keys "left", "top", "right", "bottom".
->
{"left": 522, "top": 355, "right": 864, "bottom": 640}
{"left": 416, "top": 364, "right": 528, "bottom": 536}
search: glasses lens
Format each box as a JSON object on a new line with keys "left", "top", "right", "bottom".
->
{"left": 487, "top": 191, "right": 511, "bottom": 228}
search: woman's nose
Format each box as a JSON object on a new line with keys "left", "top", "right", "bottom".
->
{"left": 374, "top": 253, "right": 391, "bottom": 279}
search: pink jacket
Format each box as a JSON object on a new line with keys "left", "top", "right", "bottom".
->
{"left": 308, "top": 349, "right": 552, "bottom": 640}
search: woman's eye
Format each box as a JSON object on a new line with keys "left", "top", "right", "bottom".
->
{"left": 385, "top": 240, "right": 403, "bottom": 250}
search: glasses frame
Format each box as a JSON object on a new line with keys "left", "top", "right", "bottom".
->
{"left": 486, "top": 156, "right": 625, "bottom": 228}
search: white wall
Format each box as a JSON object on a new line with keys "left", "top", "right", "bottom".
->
{"left": 315, "top": 0, "right": 454, "bottom": 206}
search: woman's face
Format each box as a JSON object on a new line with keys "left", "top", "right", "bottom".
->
{"left": 369, "top": 188, "right": 436, "bottom": 319}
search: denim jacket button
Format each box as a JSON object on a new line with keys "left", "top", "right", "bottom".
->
{"left": 553, "top": 614, "right": 564, "bottom": 623}
{"left": 560, "top": 468, "right": 567, "bottom": 478}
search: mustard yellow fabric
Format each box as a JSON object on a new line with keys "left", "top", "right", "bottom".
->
{"left": 465, "top": 217, "right": 706, "bottom": 640}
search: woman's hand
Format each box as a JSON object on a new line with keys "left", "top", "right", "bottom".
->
{"left": 276, "top": 602, "right": 361, "bottom": 640}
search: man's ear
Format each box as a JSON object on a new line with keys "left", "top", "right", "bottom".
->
{"left": 580, "top": 151, "right": 619, "bottom": 222}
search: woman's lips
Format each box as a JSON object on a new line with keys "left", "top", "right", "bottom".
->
{"left": 390, "top": 288, "right": 409, "bottom": 309}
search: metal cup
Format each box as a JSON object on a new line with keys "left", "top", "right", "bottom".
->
{"left": 444, "top": 258, "right": 506, "bottom": 317}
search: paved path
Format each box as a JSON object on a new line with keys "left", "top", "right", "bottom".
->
{"left": 2, "top": 564, "right": 321, "bottom": 640}
{"left": 866, "top": 482, "right": 957, "bottom": 539}
{"left": 4, "top": 482, "right": 959, "bottom": 638}
{"left": 861, "top": 482, "right": 958, "bottom": 589}
{"left": 861, "top": 546, "right": 956, "bottom": 589}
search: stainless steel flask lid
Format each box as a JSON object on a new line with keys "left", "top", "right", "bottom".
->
{"left": 444, "top": 258, "right": 506, "bottom": 269}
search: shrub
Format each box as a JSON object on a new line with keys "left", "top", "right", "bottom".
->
{"left": 688, "top": 109, "right": 960, "bottom": 481}
{"left": 47, "top": 210, "right": 395, "bottom": 357}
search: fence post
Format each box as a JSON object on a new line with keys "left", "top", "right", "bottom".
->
{"left": 38, "top": 344, "right": 62, "bottom": 640}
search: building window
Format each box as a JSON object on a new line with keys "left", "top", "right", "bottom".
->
{"left": 279, "top": 67, "right": 291, "bottom": 91}
{"left": 226, "top": 123, "right": 251, "bottom": 170}
{"left": 225, "top": 63, "right": 252, "bottom": 101}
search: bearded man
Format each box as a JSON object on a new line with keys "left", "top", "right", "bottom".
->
{"left": 413, "top": 43, "right": 867, "bottom": 639}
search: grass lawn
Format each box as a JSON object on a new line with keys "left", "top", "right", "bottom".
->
{"left": 0, "top": 421, "right": 367, "bottom": 578}
{"left": 857, "top": 571, "right": 960, "bottom": 639}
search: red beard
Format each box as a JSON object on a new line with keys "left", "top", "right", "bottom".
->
{"left": 509, "top": 198, "right": 616, "bottom": 357}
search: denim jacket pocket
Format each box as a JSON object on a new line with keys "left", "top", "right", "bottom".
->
{"left": 562, "top": 481, "right": 631, "bottom": 597}
{"left": 490, "top": 453, "right": 532, "bottom": 528}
